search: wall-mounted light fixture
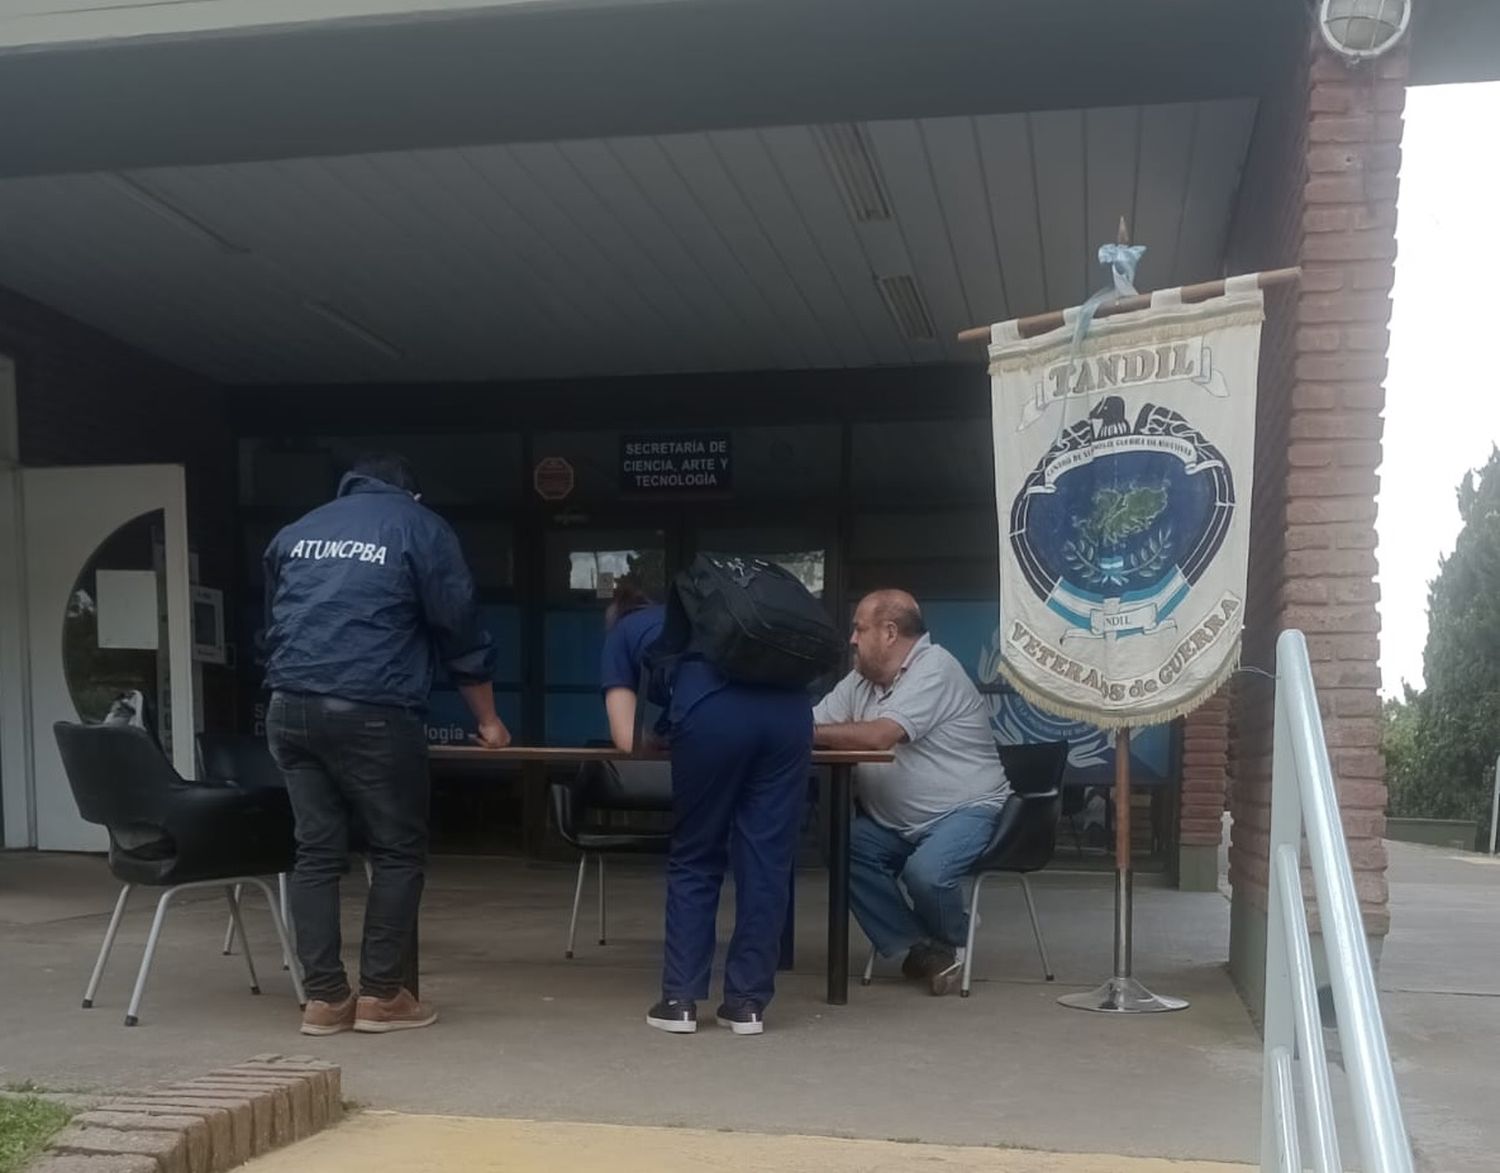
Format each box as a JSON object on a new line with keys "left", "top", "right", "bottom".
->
{"left": 1317, "top": 0, "right": 1411, "bottom": 62}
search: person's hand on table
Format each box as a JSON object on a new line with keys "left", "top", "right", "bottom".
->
{"left": 639, "top": 730, "right": 669, "bottom": 755}
{"left": 471, "top": 718, "right": 512, "bottom": 749}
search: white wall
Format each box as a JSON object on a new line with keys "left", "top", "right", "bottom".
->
{"left": 0, "top": 0, "right": 668, "bottom": 50}
{"left": 0, "top": 354, "right": 30, "bottom": 847}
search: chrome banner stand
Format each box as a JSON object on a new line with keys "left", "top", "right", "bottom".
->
{"left": 1059, "top": 728, "right": 1189, "bottom": 1014}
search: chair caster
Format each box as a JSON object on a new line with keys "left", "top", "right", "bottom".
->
{"left": 1045, "top": 974, "right": 1055, "bottom": 983}
{"left": 124, "top": 1015, "right": 139, "bottom": 1027}
{"left": 598, "top": 938, "right": 607, "bottom": 947}
{"left": 860, "top": 978, "right": 872, "bottom": 987}
{"left": 82, "top": 999, "right": 93, "bottom": 1009}
{"left": 960, "top": 990, "right": 971, "bottom": 999}
{"left": 250, "top": 986, "right": 262, "bottom": 996}
{"left": 565, "top": 950, "right": 574, "bottom": 960}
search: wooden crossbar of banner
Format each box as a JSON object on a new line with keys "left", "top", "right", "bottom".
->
{"left": 956, "top": 266, "right": 1302, "bottom": 344}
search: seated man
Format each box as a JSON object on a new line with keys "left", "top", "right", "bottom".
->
{"left": 813, "top": 590, "right": 1011, "bottom": 995}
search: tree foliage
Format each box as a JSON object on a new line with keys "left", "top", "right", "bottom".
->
{"left": 1387, "top": 447, "right": 1500, "bottom": 824}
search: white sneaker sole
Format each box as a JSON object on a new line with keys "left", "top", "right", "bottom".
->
{"left": 646, "top": 1015, "right": 697, "bottom": 1034}
{"left": 716, "top": 1016, "right": 764, "bottom": 1036}
{"left": 299, "top": 1021, "right": 354, "bottom": 1037}
{"left": 353, "top": 1012, "right": 438, "bottom": 1033}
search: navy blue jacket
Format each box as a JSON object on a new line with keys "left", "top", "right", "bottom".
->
{"left": 261, "top": 474, "right": 496, "bottom": 709}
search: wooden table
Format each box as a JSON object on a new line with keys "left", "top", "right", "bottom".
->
{"left": 428, "top": 744, "right": 891, "bottom": 1005}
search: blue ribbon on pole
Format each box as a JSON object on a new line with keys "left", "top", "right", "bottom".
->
{"left": 1072, "top": 242, "right": 1147, "bottom": 351}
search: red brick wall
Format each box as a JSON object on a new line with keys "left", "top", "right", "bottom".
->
{"left": 1227, "top": 35, "right": 1404, "bottom": 964}
{"left": 1180, "top": 697, "right": 1231, "bottom": 853}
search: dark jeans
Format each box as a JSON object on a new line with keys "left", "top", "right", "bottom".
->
{"left": 266, "top": 691, "right": 429, "bottom": 1001}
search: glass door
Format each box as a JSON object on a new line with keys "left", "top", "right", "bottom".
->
{"left": 19, "top": 465, "right": 194, "bottom": 851}
{"left": 541, "top": 521, "right": 675, "bottom": 745}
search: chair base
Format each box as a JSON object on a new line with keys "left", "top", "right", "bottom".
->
{"left": 1057, "top": 975, "right": 1189, "bottom": 1014}
{"left": 86, "top": 875, "right": 304, "bottom": 1027}
{"left": 859, "top": 871, "right": 1054, "bottom": 996}
{"left": 565, "top": 853, "right": 610, "bottom": 959}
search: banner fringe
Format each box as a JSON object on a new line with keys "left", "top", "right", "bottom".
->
{"left": 995, "top": 639, "right": 1243, "bottom": 731}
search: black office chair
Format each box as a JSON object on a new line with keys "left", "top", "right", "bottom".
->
{"left": 550, "top": 759, "right": 672, "bottom": 958}
{"left": 197, "top": 732, "right": 374, "bottom": 962}
{"left": 55, "top": 722, "right": 305, "bottom": 1026}
{"left": 862, "top": 739, "right": 1069, "bottom": 997}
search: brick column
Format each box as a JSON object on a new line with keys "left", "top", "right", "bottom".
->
{"left": 1225, "top": 35, "right": 1404, "bottom": 1011}
{"left": 1178, "top": 696, "right": 1230, "bottom": 891}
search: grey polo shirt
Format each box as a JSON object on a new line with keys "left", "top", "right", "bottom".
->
{"left": 813, "top": 635, "right": 1011, "bottom": 837}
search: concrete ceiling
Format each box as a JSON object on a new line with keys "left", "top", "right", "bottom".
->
{"left": 0, "top": 100, "right": 1256, "bottom": 384}
{"left": 0, "top": 0, "right": 1297, "bottom": 180}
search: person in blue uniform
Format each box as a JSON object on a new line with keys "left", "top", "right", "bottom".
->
{"left": 262, "top": 453, "right": 510, "bottom": 1037}
{"left": 600, "top": 580, "right": 812, "bottom": 1036}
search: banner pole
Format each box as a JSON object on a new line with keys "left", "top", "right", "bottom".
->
{"left": 1059, "top": 725, "right": 1189, "bottom": 1014}
{"left": 957, "top": 266, "right": 1300, "bottom": 343}
{"left": 1114, "top": 727, "right": 1132, "bottom": 979}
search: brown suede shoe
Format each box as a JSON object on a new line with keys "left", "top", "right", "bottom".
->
{"left": 353, "top": 988, "right": 438, "bottom": 1033}
{"left": 300, "top": 994, "right": 357, "bottom": 1036}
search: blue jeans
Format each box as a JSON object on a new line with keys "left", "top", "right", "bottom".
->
{"left": 850, "top": 804, "right": 1002, "bottom": 956}
{"left": 663, "top": 685, "right": 812, "bottom": 1007}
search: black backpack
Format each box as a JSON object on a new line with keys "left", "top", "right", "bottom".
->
{"left": 649, "top": 554, "right": 843, "bottom": 690}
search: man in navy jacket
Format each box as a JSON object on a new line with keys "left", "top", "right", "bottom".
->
{"left": 262, "top": 453, "right": 509, "bottom": 1036}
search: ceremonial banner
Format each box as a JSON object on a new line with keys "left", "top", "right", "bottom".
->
{"left": 989, "top": 277, "right": 1264, "bottom": 728}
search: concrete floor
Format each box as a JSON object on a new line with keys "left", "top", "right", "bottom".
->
{"left": 1, "top": 840, "right": 1494, "bottom": 1168}
{"left": 1377, "top": 842, "right": 1500, "bottom": 1173}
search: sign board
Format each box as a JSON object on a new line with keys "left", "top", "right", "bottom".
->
{"left": 533, "top": 456, "right": 576, "bottom": 502}
{"left": 620, "top": 432, "right": 731, "bottom": 495}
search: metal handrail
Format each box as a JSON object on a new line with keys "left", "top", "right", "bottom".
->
{"left": 1261, "top": 629, "right": 1413, "bottom": 1172}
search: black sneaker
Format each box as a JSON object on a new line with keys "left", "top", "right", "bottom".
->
{"left": 901, "top": 942, "right": 938, "bottom": 981}
{"left": 926, "top": 952, "right": 963, "bottom": 997}
{"left": 715, "top": 1001, "right": 765, "bottom": 1035}
{"left": 646, "top": 998, "right": 697, "bottom": 1034}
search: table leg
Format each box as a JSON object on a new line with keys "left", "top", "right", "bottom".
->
{"left": 826, "top": 764, "right": 852, "bottom": 1005}
{"left": 779, "top": 869, "right": 796, "bottom": 971}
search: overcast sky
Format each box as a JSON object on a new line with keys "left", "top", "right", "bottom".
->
{"left": 1376, "top": 81, "right": 1500, "bottom": 695}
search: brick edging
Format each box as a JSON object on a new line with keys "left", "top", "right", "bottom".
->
{"left": 30, "top": 1055, "right": 342, "bottom": 1173}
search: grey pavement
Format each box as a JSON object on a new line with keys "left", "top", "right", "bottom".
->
{"left": 1, "top": 839, "right": 1493, "bottom": 1168}
{"left": 1379, "top": 840, "right": 1500, "bottom": 1173}
{"left": 1, "top": 849, "right": 1262, "bottom": 1164}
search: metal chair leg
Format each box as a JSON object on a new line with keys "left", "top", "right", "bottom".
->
{"left": 1018, "top": 874, "right": 1054, "bottom": 981}
{"left": 125, "top": 888, "right": 178, "bottom": 1027}
{"left": 597, "top": 856, "right": 607, "bottom": 946}
{"left": 83, "top": 884, "right": 132, "bottom": 1009}
{"left": 277, "top": 872, "right": 294, "bottom": 970}
{"left": 363, "top": 856, "right": 374, "bottom": 886}
{"left": 961, "top": 873, "right": 987, "bottom": 998}
{"left": 224, "top": 886, "right": 262, "bottom": 997}
{"left": 243, "top": 876, "right": 307, "bottom": 1006}
{"left": 861, "top": 945, "right": 876, "bottom": 986}
{"left": 565, "top": 854, "right": 587, "bottom": 959}
{"left": 221, "top": 883, "right": 243, "bottom": 955}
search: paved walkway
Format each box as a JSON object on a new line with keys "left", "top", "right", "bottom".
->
{"left": 5, "top": 840, "right": 1497, "bottom": 1168}
{"left": 241, "top": 1113, "right": 1253, "bottom": 1173}
{"left": 1379, "top": 842, "right": 1500, "bottom": 1173}
{"left": 0, "top": 851, "right": 1262, "bottom": 1163}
